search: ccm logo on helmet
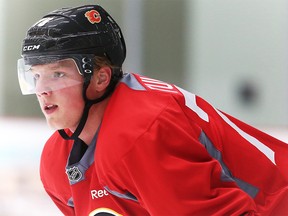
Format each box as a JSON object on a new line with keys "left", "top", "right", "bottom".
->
{"left": 23, "top": 45, "right": 40, "bottom": 51}
{"left": 85, "top": 10, "right": 102, "bottom": 24}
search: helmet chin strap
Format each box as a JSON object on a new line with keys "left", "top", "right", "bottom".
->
{"left": 58, "top": 67, "right": 120, "bottom": 141}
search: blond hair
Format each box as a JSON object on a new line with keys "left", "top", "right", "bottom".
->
{"left": 93, "top": 55, "right": 123, "bottom": 88}
{"left": 93, "top": 56, "right": 113, "bottom": 70}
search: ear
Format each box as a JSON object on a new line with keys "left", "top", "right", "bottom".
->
{"left": 86, "top": 66, "right": 112, "bottom": 99}
{"left": 94, "top": 66, "right": 112, "bottom": 91}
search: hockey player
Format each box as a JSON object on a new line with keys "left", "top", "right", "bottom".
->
{"left": 18, "top": 4, "right": 288, "bottom": 216}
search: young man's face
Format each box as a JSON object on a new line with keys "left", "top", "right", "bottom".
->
{"left": 31, "top": 59, "right": 84, "bottom": 130}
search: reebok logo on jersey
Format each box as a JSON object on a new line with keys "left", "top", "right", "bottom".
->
{"left": 91, "top": 188, "right": 109, "bottom": 199}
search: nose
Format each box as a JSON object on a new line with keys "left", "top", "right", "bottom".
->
{"left": 35, "top": 79, "right": 52, "bottom": 96}
{"left": 36, "top": 90, "right": 52, "bottom": 97}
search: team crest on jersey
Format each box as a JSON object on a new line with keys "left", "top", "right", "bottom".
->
{"left": 89, "top": 208, "right": 122, "bottom": 216}
{"left": 85, "top": 10, "right": 102, "bottom": 24}
{"left": 66, "top": 166, "right": 82, "bottom": 182}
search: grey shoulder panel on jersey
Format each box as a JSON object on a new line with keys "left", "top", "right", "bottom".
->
{"left": 104, "top": 186, "right": 138, "bottom": 202}
{"left": 120, "top": 73, "right": 146, "bottom": 91}
{"left": 199, "top": 130, "right": 259, "bottom": 198}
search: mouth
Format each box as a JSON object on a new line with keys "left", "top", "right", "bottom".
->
{"left": 45, "top": 104, "right": 57, "bottom": 110}
{"left": 44, "top": 104, "right": 58, "bottom": 114}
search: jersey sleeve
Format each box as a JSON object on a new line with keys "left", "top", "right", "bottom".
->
{"left": 99, "top": 96, "right": 257, "bottom": 215}
{"left": 189, "top": 95, "right": 288, "bottom": 214}
{"left": 43, "top": 189, "right": 75, "bottom": 216}
{"left": 40, "top": 131, "right": 75, "bottom": 216}
{"left": 99, "top": 93, "right": 288, "bottom": 215}
{"left": 97, "top": 75, "right": 288, "bottom": 215}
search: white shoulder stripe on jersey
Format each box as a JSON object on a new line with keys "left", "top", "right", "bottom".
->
{"left": 176, "top": 86, "right": 209, "bottom": 122}
{"left": 177, "top": 85, "right": 276, "bottom": 165}
{"left": 215, "top": 109, "right": 276, "bottom": 165}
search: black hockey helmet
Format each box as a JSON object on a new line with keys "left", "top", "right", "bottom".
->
{"left": 21, "top": 4, "right": 126, "bottom": 68}
{"left": 18, "top": 5, "right": 126, "bottom": 140}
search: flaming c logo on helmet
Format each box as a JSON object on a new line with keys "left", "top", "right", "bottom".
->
{"left": 85, "top": 10, "right": 102, "bottom": 24}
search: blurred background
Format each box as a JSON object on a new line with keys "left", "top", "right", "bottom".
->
{"left": 1, "top": 0, "right": 288, "bottom": 215}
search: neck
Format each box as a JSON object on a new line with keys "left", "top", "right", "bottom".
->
{"left": 74, "top": 97, "right": 110, "bottom": 145}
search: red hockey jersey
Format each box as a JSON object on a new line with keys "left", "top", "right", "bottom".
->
{"left": 40, "top": 129, "right": 148, "bottom": 216}
{"left": 40, "top": 73, "right": 288, "bottom": 215}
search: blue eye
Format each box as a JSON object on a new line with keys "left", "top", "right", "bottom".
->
{"left": 53, "top": 72, "right": 65, "bottom": 78}
{"left": 33, "top": 73, "right": 40, "bottom": 80}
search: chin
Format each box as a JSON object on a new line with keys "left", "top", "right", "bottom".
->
{"left": 46, "top": 120, "right": 64, "bottom": 130}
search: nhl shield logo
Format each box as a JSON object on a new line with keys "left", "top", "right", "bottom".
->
{"left": 66, "top": 166, "right": 83, "bottom": 182}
